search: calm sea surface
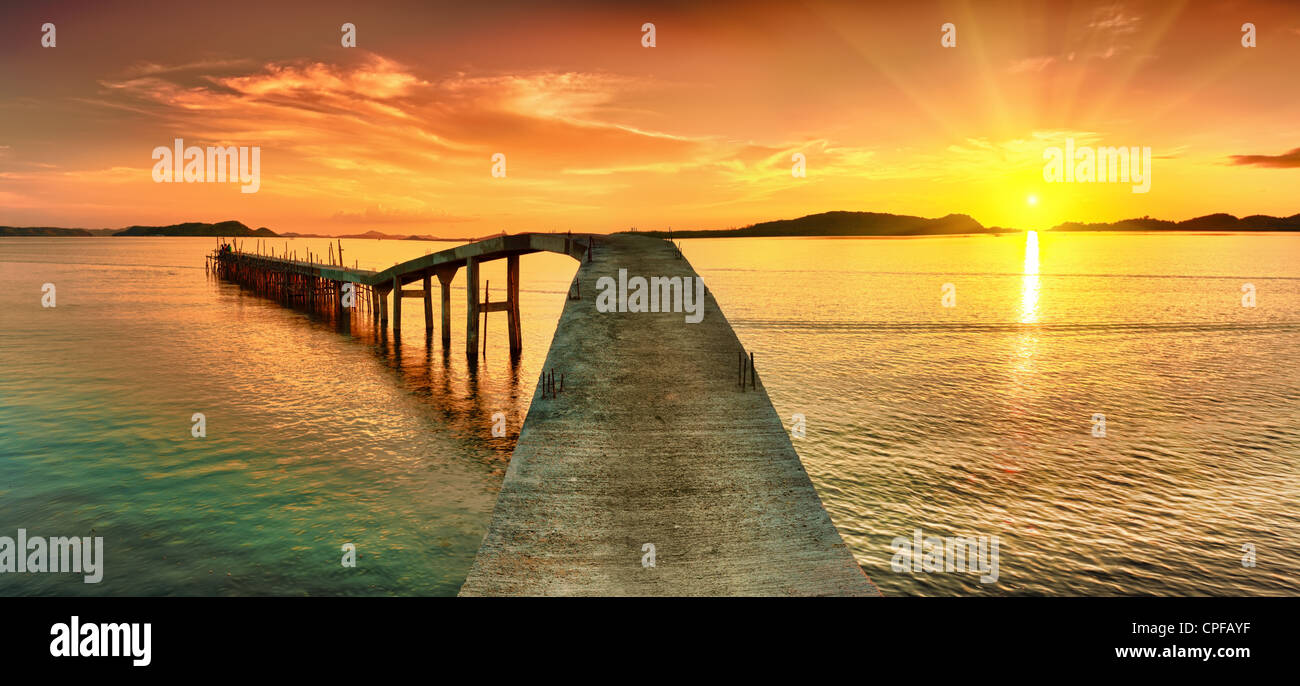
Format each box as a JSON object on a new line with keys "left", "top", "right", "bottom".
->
{"left": 1, "top": 232, "right": 1297, "bottom": 595}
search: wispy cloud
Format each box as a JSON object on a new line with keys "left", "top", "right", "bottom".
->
{"left": 329, "top": 205, "right": 475, "bottom": 224}
{"left": 1007, "top": 56, "right": 1057, "bottom": 73}
{"left": 1088, "top": 4, "right": 1142, "bottom": 35}
{"left": 123, "top": 59, "right": 258, "bottom": 78}
{"left": 1228, "top": 147, "right": 1300, "bottom": 168}
{"left": 1080, "top": 3, "right": 1145, "bottom": 60}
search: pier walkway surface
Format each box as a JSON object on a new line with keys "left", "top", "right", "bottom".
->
{"left": 458, "top": 234, "right": 876, "bottom": 596}
{"left": 212, "top": 232, "right": 875, "bottom": 595}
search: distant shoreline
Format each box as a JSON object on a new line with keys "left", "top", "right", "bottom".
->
{"left": 636, "top": 210, "right": 1300, "bottom": 239}
{"left": 643, "top": 230, "right": 1298, "bottom": 238}
{"left": 3, "top": 209, "right": 1298, "bottom": 239}
{"left": 6, "top": 230, "right": 1297, "bottom": 243}
{"left": 0, "top": 220, "right": 474, "bottom": 241}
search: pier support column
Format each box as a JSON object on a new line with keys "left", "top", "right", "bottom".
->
{"left": 392, "top": 276, "right": 402, "bottom": 335}
{"left": 337, "top": 281, "right": 351, "bottom": 332}
{"left": 423, "top": 275, "right": 434, "bottom": 340}
{"left": 378, "top": 287, "right": 389, "bottom": 331}
{"left": 437, "top": 268, "right": 454, "bottom": 349}
{"left": 507, "top": 254, "right": 522, "bottom": 357}
{"left": 466, "top": 257, "right": 480, "bottom": 358}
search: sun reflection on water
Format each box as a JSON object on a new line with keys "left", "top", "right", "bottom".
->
{"left": 1012, "top": 230, "right": 1042, "bottom": 389}
{"left": 1020, "top": 230, "right": 1040, "bottom": 324}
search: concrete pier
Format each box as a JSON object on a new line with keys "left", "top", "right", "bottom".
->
{"left": 459, "top": 234, "right": 875, "bottom": 596}
{"left": 210, "top": 233, "right": 874, "bottom": 596}
{"left": 210, "top": 232, "right": 590, "bottom": 356}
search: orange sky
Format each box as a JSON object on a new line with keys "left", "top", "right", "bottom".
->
{"left": 2, "top": 0, "right": 1298, "bottom": 235}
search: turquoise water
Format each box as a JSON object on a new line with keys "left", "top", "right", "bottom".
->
{"left": 2, "top": 232, "right": 1298, "bottom": 596}
{"left": 1, "top": 236, "right": 577, "bottom": 596}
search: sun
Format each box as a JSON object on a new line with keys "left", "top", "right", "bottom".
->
{"left": 1026, "top": 194, "right": 1038, "bottom": 206}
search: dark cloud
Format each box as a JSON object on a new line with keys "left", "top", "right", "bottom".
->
{"left": 1229, "top": 147, "right": 1300, "bottom": 168}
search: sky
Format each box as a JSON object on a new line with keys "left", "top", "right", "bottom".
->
{"left": 2, "top": 0, "right": 1299, "bottom": 235}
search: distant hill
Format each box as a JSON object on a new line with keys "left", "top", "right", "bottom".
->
{"left": 114, "top": 220, "right": 275, "bottom": 237}
{"left": 635, "top": 209, "right": 1300, "bottom": 238}
{"left": 0, "top": 226, "right": 110, "bottom": 236}
{"left": 639, "top": 211, "right": 991, "bottom": 238}
{"left": 1052, "top": 213, "right": 1300, "bottom": 231}
{"left": 1, "top": 221, "right": 274, "bottom": 237}
{"left": 277, "top": 230, "right": 468, "bottom": 241}
{"left": 6, "top": 211, "right": 1298, "bottom": 240}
